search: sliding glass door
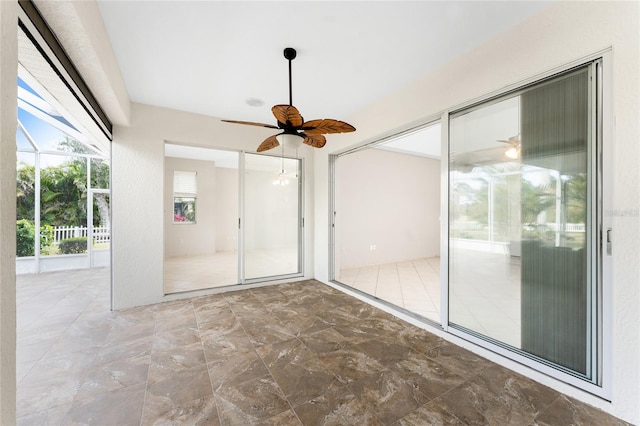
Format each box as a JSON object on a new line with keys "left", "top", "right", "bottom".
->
{"left": 243, "top": 153, "right": 302, "bottom": 280}
{"left": 163, "top": 147, "right": 303, "bottom": 294}
{"left": 331, "top": 123, "right": 442, "bottom": 322}
{"left": 448, "top": 63, "right": 600, "bottom": 380}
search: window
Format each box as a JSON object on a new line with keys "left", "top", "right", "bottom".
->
{"left": 173, "top": 171, "right": 197, "bottom": 223}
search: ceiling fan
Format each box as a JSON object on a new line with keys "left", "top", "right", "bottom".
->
{"left": 497, "top": 134, "right": 521, "bottom": 159}
{"left": 222, "top": 47, "right": 356, "bottom": 152}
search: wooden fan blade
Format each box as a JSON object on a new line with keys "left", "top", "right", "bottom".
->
{"left": 302, "top": 119, "right": 356, "bottom": 135}
{"left": 257, "top": 135, "right": 280, "bottom": 152}
{"left": 272, "top": 105, "right": 303, "bottom": 127}
{"left": 302, "top": 133, "right": 326, "bottom": 149}
{"left": 222, "top": 119, "right": 279, "bottom": 129}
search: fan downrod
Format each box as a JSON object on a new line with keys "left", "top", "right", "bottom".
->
{"left": 284, "top": 47, "right": 296, "bottom": 106}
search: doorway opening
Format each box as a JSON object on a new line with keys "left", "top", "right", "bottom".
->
{"left": 332, "top": 122, "right": 442, "bottom": 322}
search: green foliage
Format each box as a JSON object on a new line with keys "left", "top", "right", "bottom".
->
{"left": 59, "top": 237, "right": 87, "bottom": 254}
{"left": 16, "top": 220, "right": 55, "bottom": 257}
{"left": 452, "top": 166, "right": 579, "bottom": 243}
{"left": 15, "top": 136, "right": 110, "bottom": 229}
{"left": 39, "top": 159, "right": 88, "bottom": 227}
{"left": 91, "top": 158, "right": 110, "bottom": 189}
{"left": 16, "top": 219, "right": 35, "bottom": 257}
{"left": 16, "top": 163, "right": 35, "bottom": 221}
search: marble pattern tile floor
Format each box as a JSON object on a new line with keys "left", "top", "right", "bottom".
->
{"left": 17, "top": 268, "right": 628, "bottom": 425}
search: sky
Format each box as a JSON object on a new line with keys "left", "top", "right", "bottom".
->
{"left": 16, "top": 77, "right": 97, "bottom": 168}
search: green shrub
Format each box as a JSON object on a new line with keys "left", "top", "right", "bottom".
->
{"left": 16, "top": 220, "right": 57, "bottom": 256}
{"left": 59, "top": 237, "right": 87, "bottom": 254}
{"left": 16, "top": 220, "right": 35, "bottom": 257}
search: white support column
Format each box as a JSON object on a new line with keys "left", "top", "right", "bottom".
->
{"left": 87, "top": 158, "right": 93, "bottom": 267}
{"left": 34, "top": 152, "right": 40, "bottom": 271}
{"left": 0, "top": 0, "right": 18, "bottom": 424}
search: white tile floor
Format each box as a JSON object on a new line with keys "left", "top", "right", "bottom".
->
{"left": 164, "top": 253, "right": 239, "bottom": 294}
{"left": 164, "top": 248, "right": 299, "bottom": 294}
{"left": 337, "top": 257, "right": 442, "bottom": 323}
{"left": 338, "top": 252, "right": 522, "bottom": 348}
{"left": 449, "top": 250, "right": 521, "bottom": 348}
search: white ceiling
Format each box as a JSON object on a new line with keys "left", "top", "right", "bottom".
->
{"left": 96, "top": 1, "right": 552, "bottom": 127}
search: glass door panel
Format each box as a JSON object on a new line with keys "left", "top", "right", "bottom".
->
{"left": 244, "top": 153, "right": 301, "bottom": 280}
{"left": 449, "top": 65, "right": 596, "bottom": 378}
{"left": 163, "top": 145, "right": 239, "bottom": 294}
{"left": 333, "top": 123, "right": 442, "bottom": 322}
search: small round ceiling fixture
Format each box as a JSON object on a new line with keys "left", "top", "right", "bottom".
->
{"left": 245, "top": 97, "right": 265, "bottom": 107}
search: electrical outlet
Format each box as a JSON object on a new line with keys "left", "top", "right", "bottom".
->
{"left": 369, "top": 244, "right": 376, "bottom": 251}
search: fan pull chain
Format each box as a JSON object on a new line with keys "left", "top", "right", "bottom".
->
{"left": 281, "top": 141, "right": 285, "bottom": 174}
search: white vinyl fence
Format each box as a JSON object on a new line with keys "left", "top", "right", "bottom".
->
{"left": 53, "top": 226, "right": 110, "bottom": 244}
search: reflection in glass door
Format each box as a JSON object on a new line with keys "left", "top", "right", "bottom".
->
{"left": 243, "top": 153, "right": 302, "bottom": 280}
{"left": 448, "top": 63, "right": 599, "bottom": 380}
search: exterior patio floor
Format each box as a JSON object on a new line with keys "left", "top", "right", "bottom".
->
{"left": 16, "top": 268, "right": 628, "bottom": 425}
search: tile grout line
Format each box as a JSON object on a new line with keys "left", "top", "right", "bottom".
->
{"left": 193, "top": 297, "right": 222, "bottom": 425}
{"left": 244, "top": 289, "right": 303, "bottom": 424}
{"left": 138, "top": 306, "right": 159, "bottom": 426}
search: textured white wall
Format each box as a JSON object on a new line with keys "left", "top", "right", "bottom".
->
{"left": 337, "top": 149, "right": 440, "bottom": 269}
{"left": 244, "top": 169, "right": 300, "bottom": 251}
{"left": 315, "top": 2, "right": 638, "bottom": 423}
{"left": 33, "top": 0, "right": 130, "bottom": 126}
{"left": 112, "top": 103, "right": 315, "bottom": 310}
{"left": 0, "top": 1, "right": 17, "bottom": 423}
{"left": 164, "top": 157, "right": 216, "bottom": 258}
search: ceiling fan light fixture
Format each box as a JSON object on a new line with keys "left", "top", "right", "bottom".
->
{"left": 272, "top": 170, "right": 290, "bottom": 186}
{"left": 276, "top": 133, "right": 304, "bottom": 151}
{"left": 505, "top": 146, "right": 520, "bottom": 159}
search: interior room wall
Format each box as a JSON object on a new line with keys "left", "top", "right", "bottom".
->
{"left": 337, "top": 148, "right": 440, "bottom": 269}
{"left": 244, "top": 169, "right": 299, "bottom": 251}
{"left": 164, "top": 157, "right": 216, "bottom": 258}
{"left": 314, "top": 2, "right": 638, "bottom": 423}
{"left": 0, "top": 1, "right": 17, "bottom": 423}
{"left": 214, "top": 167, "right": 238, "bottom": 252}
